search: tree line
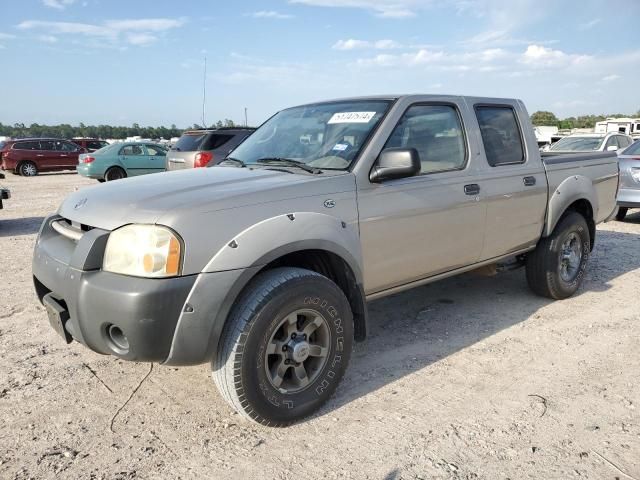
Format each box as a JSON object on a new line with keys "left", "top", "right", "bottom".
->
{"left": 530, "top": 110, "right": 640, "bottom": 129}
{"left": 0, "top": 119, "right": 239, "bottom": 140}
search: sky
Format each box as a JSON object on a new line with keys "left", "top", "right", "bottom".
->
{"left": 1, "top": 0, "right": 639, "bottom": 128}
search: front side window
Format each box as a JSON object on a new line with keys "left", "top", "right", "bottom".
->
{"left": 476, "top": 106, "right": 525, "bottom": 166}
{"left": 39, "top": 140, "right": 55, "bottom": 151}
{"left": 145, "top": 145, "right": 165, "bottom": 156}
{"left": 618, "top": 136, "right": 631, "bottom": 148}
{"left": 621, "top": 140, "right": 640, "bottom": 155}
{"left": 229, "top": 100, "right": 391, "bottom": 170}
{"left": 57, "top": 141, "right": 78, "bottom": 152}
{"left": 384, "top": 104, "right": 466, "bottom": 174}
{"left": 120, "top": 145, "right": 144, "bottom": 155}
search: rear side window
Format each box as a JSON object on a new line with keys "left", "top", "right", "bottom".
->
{"left": 174, "top": 134, "right": 205, "bottom": 152}
{"left": 39, "top": 140, "right": 55, "bottom": 150}
{"left": 87, "top": 141, "right": 105, "bottom": 150}
{"left": 617, "top": 136, "right": 631, "bottom": 148}
{"left": 475, "top": 106, "right": 525, "bottom": 166}
{"left": 202, "top": 134, "right": 234, "bottom": 150}
{"left": 120, "top": 145, "right": 144, "bottom": 155}
{"left": 622, "top": 140, "right": 640, "bottom": 155}
{"left": 14, "top": 141, "right": 40, "bottom": 150}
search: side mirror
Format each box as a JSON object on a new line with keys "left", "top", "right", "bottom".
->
{"left": 607, "top": 145, "right": 618, "bottom": 151}
{"left": 370, "top": 148, "right": 421, "bottom": 183}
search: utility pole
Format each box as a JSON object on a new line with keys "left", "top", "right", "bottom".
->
{"left": 244, "top": 107, "right": 248, "bottom": 127}
{"left": 201, "top": 56, "right": 207, "bottom": 127}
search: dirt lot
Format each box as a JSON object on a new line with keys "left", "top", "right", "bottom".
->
{"left": 0, "top": 171, "right": 639, "bottom": 480}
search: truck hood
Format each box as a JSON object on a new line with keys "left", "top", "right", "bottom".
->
{"left": 58, "top": 167, "right": 353, "bottom": 231}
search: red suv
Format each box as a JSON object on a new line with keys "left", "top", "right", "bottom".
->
{"left": 0, "top": 138, "right": 86, "bottom": 176}
{"left": 71, "top": 138, "right": 110, "bottom": 152}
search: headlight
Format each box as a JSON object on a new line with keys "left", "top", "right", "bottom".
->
{"left": 103, "top": 225, "right": 182, "bottom": 278}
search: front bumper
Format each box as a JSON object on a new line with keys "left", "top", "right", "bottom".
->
{"left": 617, "top": 187, "right": 640, "bottom": 208}
{"left": 32, "top": 214, "right": 252, "bottom": 365}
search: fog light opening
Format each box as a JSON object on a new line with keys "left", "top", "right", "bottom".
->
{"left": 107, "top": 324, "right": 130, "bottom": 353}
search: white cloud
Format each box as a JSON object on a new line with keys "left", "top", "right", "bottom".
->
{"left": 16, "top": 18, "right": 185, "bottom": 46}
{"left": 42, "top": 0, "right": 76, "bottom": 9}
{"left": 250, "top": 10, "right": 294, "bottom": 19}
{"left": 289, "top": 0, "right": 419, "bottom": 18}
{"left": 521, "top": 44, "right": 591, "bottom": 69}
{"left": 332, "top": 38, "right": 401, "bottom": 50}
{"left": 601, "top": 74, "right": 620, "bottom": 82}
{"left": 579, "top": 18, "right": 601, "bottom": 30}
{"left": 38, "top": 35, "right": 58, "bottom": 43}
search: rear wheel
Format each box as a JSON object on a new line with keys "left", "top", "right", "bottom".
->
{"left": 104, "top": 166, "right": 126, "bottom": 181}
{"left": 213, "top": 267, "right": 353, "bottom": 426}
{"left": 19, "top": 161, "right": 38, "bottom": 177}
{"left": 616, "top": 207, "right": 628, "bottom": 221}
{"left": 526, "top": 212, "right": 590, "bottom": 299}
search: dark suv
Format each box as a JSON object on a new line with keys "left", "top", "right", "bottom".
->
{"left": 71, "top": 138, "right": 110, "bottom": 152}
{"left": 0, "top": 138, "right": 86, "bottom": 176}
{"left": 166, "top": 127, "right": 254, "bottom": 171}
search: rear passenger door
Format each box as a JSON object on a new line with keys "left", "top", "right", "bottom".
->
{"left": 470, "top": 102, "right": 548, "bottom": 260}
{"left": 358, "top": 101, "right": 487, "bottom": 294}
{"left": 119, "top": 144, "right": 147, "bottom": 176}
{"left": 37, "top": 140, "right": 60, "bottom": 169}
{"left": 54, "top": 140, "right": 81, "bottom": 168}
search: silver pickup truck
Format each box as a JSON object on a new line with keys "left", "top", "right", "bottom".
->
{"left": 33, "top": 95, "right": 619, "bottom": 426}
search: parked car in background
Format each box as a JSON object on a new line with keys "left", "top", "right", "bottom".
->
{"left": 0, "top": 138, "right": 86, "bottom": 176}
{"left": 615, "top": 140, "right": 640, "bottom": 221}
{"left": 77, "top": 142, "right": 166, "bottom": 182}
{"left": 71, "top": 138, "right": 110, "bottom": 152}
{"left": 548, "top": 132, "right": 633, "bottom": 153}
{"left": 0, "top": 173, "right": 10, "bottom": 209}
{"left": 166, "top": 127, "right": 254, "bottom": 171}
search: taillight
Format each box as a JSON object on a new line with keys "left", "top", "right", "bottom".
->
{"left": 83, "top": 156, "right": 95, "bottom": 164}
{"left": 194, "top": 151, "right": 213, "bottom": 168}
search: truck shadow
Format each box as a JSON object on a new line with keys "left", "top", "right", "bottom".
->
{"left": 323, "top": 227, "right": 640, "bottom": 416}
{"left": 0, "top": 216, "right": 45, "bottom": 237}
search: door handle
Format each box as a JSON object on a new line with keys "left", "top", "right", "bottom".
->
{"left": 464, "top": 184, "right": 480, "bottom": 195}
{"left": 36, "top": 154, "right": 44, "bottom": 157}
{"left": 523, "top": 176, "right": 536, "bottom": 186}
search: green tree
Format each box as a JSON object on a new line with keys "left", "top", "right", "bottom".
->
{"left": 530, "top": 111, "right": 559, "bottom": 126}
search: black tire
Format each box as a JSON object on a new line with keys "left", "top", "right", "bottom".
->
{"left": 19, "top": 161, "right": 38, "bottom": 177}
{"left": 213, "top": 267, "right": 354, "bottom": 427}
{"left": 616, "top": 207, "right": 628, "bottom": 221}
{"left": 105, "top": 166, "right": 126, "bottom": 181}
{"left": 526, "top": 211, "right": 590, "bottom": 300}
{"left": 97, "top": 179, "right": 105, "bottom": 183}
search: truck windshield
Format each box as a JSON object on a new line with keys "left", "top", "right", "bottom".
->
{"left": 550, "top": 136, "right": 604, "bottom": 152}
{"left": 228, "top": 100, "right": 391, "bottom": 170}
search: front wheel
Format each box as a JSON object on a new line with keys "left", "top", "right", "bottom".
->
{"left": 213, "top": 267, "right": 353, "bottom": 426}
{"left": 616, "top": 207, "right": 628, "bottom": 221}
{"left": 526, "top": 211, "right": 590, "bottom": 299}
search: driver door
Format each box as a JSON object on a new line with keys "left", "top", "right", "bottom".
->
{"left": 119, "top": 144, "right": 146, "bottom": 176}
{"left": 358, "top": 102, "right": 487, "bottom": 295}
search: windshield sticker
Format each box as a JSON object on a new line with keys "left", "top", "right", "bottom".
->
{"left": 328, "top": 112, "right": 376, "bottom": 124}
{"left": 332, "top": 143, "right": 349, "bottom": 151}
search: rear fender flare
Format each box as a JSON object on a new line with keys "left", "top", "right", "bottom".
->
{"left": 544, "top": 175, "right": 596, "bottom": 237}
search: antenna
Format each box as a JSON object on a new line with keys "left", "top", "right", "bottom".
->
{"left": 201, "top": 56, "right": 207, "bottom": 127}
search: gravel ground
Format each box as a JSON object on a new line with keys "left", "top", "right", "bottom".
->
{"left": 0, "top": 171, "right": 639, "bottom": 480}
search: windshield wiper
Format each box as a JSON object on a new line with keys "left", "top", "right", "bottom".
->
{"left": 256, "top": 157, "right": 322, "bottom": 174}
{"left": 219, "top": 157, "right": 246, "bottom": 167}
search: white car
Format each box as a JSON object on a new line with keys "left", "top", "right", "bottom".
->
{"left": 547, "top": 132, "right": 633, "bottom": 153}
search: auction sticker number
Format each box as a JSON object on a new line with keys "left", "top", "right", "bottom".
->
{"left": 328, "top": 112, "right": 376, "bottom": 124}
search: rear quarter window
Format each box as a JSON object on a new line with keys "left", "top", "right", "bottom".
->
{"left": 475, "top": 106, "right": 525, "bottom": 166}
{"left": 14, "top": 141, "right": 40, "bottom": 150}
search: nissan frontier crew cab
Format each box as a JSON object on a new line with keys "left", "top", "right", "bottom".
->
{"left": 33, "top": 95, "right": 619, "bottom": 426}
